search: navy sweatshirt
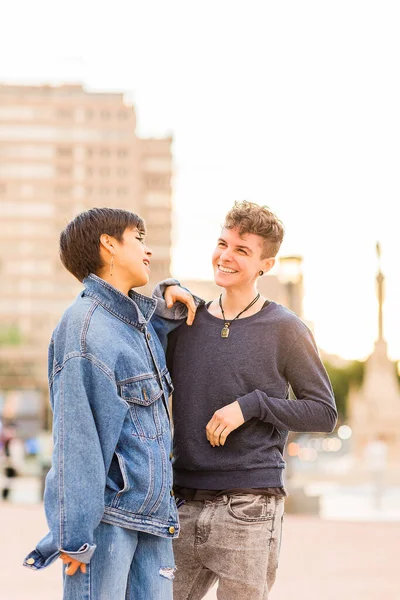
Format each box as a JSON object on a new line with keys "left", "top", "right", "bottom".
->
{"left": 167, "top": 302, "right": 337, "bottom": 490}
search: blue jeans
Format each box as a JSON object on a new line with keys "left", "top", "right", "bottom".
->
{"left": 63, "top": 522, "right": 175, "bottom": 600}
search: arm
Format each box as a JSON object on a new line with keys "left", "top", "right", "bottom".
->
{"left": 151, "top": 279, "right": 205, "bottom": 351}
{"left": 237, "top": 330, "right": 337, "bottom": 433}
{"left": 24, "top": 356, "right": 128, "bottom": 570}
{"left": 206, "top": 327, "right": 337, "bottom": 446}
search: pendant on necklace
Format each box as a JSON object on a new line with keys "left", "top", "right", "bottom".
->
{"left": 221, "top": 323, "right": 230, "bottom": 338}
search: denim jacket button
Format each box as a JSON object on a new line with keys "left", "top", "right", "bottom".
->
{"left": 170, "top": 489, "right": 175, "bottom": 497}
{"left": 147, "top": 333, "right": 151, "bottom": 340}
{"left": 169, "top": 452, "right": 173, "bottom": 460}
{"left": 168, "top": 526, "right": 175, "bottom": 534}
{"left": 27, "top": 558, "right": 35, "bottom": 565}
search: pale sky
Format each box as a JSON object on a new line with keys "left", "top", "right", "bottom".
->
{"left": 2, "top": 0, "right": 400, "bottom": 361}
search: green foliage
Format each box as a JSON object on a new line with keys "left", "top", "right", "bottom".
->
{"left": 0, "top": 325, "right": 23, "bottom": 346}
{"left": 323, "top": 360, "right": 364, "bottom": 419}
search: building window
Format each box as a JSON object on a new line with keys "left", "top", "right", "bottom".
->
{"left": 144, "top": 174, "right": 170, "bottom": 189}
{"left": 57, "top": 166, "right": 73, "bottom": 177}
{"left": 55, "top": 185, "right": 73, "bottom": 196}
{"left": 57, "top": 108, "right": 74, "bottom": 119}
{"left": 57, "top": 146, "right": 73, "bottom": 157}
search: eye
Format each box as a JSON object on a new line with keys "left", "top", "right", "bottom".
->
{"left": 136, "top": 237, "right": 145, "bottom": 244}
{"left": 217, "top": 241, "right": 226, "bottom": 247}
{"left": 237, "top": 249, "right": 247, "bottom": 254}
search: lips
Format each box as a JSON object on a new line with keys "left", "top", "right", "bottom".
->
{"left": 143, "top": 259, "right": 151, "bottom": 268}
{"left": 218, "top": 264, "right": 238, "bottom": 274}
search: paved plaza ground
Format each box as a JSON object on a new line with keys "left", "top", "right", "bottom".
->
{"left": 1, "top": 502, "right": 397, "bottom": 600}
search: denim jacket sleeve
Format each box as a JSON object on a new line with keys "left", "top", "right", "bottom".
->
{"left": 151, "top": 279, "right": 204, "bottom": 351}
{"left": 24, "top": 356, "right": 128, "bottom": 570}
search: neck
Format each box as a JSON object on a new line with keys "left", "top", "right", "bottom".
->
{"left": 220, "top": 286, "right": 260, "bottom": 316}
{"left": 96, "top": 270, "right": 132, "bottom": 296}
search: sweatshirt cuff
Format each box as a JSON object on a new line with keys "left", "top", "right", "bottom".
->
{"left": 152, "top": 279, "right": 204, "bottom": 320}
{"left": 237, "top": 390, "right": 263, "bottom": 421}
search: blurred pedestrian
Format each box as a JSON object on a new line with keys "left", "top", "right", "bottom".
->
{"left": 1, "top": 423, "right": 19, "bottom": 501}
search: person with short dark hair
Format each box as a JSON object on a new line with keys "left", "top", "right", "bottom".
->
{"left": 156, "top": 201, "right": 337, "bottom": 599}
{"left": 23, "top": 207, "right": 196, "bottom": 600}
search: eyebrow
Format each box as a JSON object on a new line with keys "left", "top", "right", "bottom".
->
{"left": 218, "top": 238, "right": 253, "bottom": 254}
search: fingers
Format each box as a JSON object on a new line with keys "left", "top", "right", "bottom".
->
{"left": 164, "top": 286, "right": 198, "bottom": 325}
{"left": 185, "top": 297, "right": 197, "bottom": 326}
{"left": 206, "top": 404, "right": 244, "bottom": 446}
{"left": 164, "top": 288, "right": 174, "bottom": 308}
{"left": 59, "top": 554, "right": 86, "bottom": 576}
{"left": 206, "top": 415, "right": 231, "bottom": 447}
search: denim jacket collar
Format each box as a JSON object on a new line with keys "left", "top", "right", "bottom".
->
{"left": 82, "top": 274, "right": 156, "bottom": 328}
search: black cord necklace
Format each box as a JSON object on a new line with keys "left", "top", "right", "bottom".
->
{"left": 218, "top": 293, "right": 260, "bottom": 338}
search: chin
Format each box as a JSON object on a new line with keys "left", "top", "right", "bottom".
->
{"left": 132, "top": 274, "right": 149, "bottom": 289}
{"left": 214, "top": 272, "right": 234, "bottom": 288}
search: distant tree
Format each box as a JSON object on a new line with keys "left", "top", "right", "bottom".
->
{"left": 0, "top": 325, "right": 22, "bottom": 346}
{"left": 323, "top": 360, "right": 364, "bottom": 420}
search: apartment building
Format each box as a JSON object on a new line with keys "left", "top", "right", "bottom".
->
{"left": 0, "top": 84, "right": 173, "bottom": 416}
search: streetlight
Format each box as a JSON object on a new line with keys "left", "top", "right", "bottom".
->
{"left": 278, "top": 255, "right": 303, "bottom": 317}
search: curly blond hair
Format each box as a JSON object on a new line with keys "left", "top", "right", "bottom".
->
{"left": 224, "top": 201, "right": 284, "bottom": 258}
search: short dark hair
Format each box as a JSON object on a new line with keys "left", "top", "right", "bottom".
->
{"left": 59, "top": 207, "right": 145, "bottom": 282}
{"left": 224, "top": 201, "right": 284, "bottom": 258}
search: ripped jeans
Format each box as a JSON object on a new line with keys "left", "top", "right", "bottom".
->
{"left": 173, "top": 494, "right": 284, "bottom": 600}
{"left": 63, "top": 522, "right": 175, "bottom": 600}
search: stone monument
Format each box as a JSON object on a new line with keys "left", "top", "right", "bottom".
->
{"left": 349, "top": 243, "right": 400, "bottom": 470}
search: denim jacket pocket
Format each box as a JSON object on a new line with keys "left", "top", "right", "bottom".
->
{"left": 106, "top": 451, "right": 131, "bottom": 495}
{"left": 119, "top": 375, "right": 163, "bottom": 406}
{"left": 119, "top": 376, "right": 169, "bottom": 439}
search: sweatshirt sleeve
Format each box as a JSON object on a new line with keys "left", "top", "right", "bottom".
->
{"left": 151, "top": 279, "right": 205, "bottom": 351}
{"left": 24, "top": 356, "right": 128, "bottom": 570}
{"left": 237, "top": 327, "right": 337, "bottom": 433}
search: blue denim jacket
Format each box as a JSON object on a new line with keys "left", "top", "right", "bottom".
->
{"left": 24, "top": 275, "right": 181, "bottom": 571}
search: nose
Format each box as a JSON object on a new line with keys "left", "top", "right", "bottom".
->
{"left": 145, "top": 244, "right": 152, "bottom": 257}
{"left": 220, "top": 247, "right": 233, "bottom": 262}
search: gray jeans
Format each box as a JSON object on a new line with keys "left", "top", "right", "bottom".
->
{"left": 173, "top": 494, "right": 284, "bottom": 600}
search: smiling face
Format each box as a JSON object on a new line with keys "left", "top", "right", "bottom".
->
{"left": 99, "top": 227, "right": 152, "bottom": 290}
{"left": 212, "top": 227, "right": 275, "bottom": 290}
{"left": 115, "top": 227, "right": 152, "bottom": 288}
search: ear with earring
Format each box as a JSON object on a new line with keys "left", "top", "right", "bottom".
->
{"left": 110, "top": 253, "right": 115, "bottom": 276}
{"left": 259, "top": 270, "right": 264, "bottom": 276}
